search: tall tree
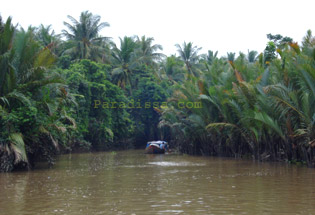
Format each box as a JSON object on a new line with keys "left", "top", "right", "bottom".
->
{"left": 247, "top": 50, "right": 258, "bottom": 63}
{"left": 135, "top": 35, "right": 164, "bottom": 67}
{"left": 175, "top": 42, "right": 201, "bottom": 76}
{"left": 162, "top": 55, "right": 185, "bottom": 83}
{"left": 264, "top": 33, "right": 293, "bottom": 65}
{"left": 62, "top": 11, "right": 110, "bottom": 60}
{"left": 227, "top": 52, "right": 236, "bottom": 62}
{"left": 206, "top": 50, "right": 218, "bottom": 65}
{"left": 111, "top": 36, "right": 138, "bottom": 89}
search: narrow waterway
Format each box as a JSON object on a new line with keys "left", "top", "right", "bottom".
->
{"left": 0, "top": 150, "right": 314, "bottom": 214}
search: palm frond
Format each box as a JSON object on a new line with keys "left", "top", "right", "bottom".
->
{"left": 9, "top": 133, "right": 28, "bottom": 164}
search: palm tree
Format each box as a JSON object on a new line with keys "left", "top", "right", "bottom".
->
{"left": 0, "top": 17, "right": 27, "bottom": 171}
{"left": 0, "top": 16, "right": 15, "bottom": 97}
{"left": 175, "top": 42, "right": 201, "bottom": 76}
{"left": 247, "top": 50, "right": 258, "bottom": 63}
{"left": 0, "top": 17, "right": 75, "bottom": 172}
{"left": 227, "top": 52, "right": 236, "bottom": 62}
{"left": 111, "top": 36, "right": 138, "bottom": 89}
{"left": 160, "top": 30, "right": 315, "bottom": 165}
{"left": 35, "top": 24, "right": 61, "bottom": 55}
{"left": 162, "top": 55, "right": 185, "bottom": 83}
{"left": 206, "top": 50, "right": 218, "bottom": 65}
{"left": 135, "top": 35, "right": 164, "bottom": 66}
{"left": 62, "top": 11, "right": 110, "bottom": 60}
{"left": 302, "top": 29, "right": 315, "bottom": 57}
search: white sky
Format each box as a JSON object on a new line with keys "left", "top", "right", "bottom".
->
{"left": 1, "top": 0, "right": 314, "bottom": 57}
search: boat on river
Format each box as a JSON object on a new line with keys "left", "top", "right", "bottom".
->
{"left": 145, "top": 141, "right": 168, "bottom": 154}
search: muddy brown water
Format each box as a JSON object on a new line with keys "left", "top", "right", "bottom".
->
{"left": 0, "top": 150, "right": 314, "bottom": 215}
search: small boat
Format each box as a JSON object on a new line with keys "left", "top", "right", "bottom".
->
{"left": 145, "top": 141, "right": 168, "bottom": 154}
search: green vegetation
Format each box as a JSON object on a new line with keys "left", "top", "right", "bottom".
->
{"left": 160, "top": 32, "right": 315, "bottom": 167}
{"left": 0, "top": 12, "right": 314, "bottom": 172}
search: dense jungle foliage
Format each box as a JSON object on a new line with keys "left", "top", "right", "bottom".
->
{"left": 0, "top": 11, "right": 314, "bottom": 171}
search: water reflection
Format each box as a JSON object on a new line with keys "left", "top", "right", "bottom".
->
{"left": 0, "top": 150, "right": 314, "bottom": 214}
{"left": 148, "top": 161, "right": 205, "bottom": 166}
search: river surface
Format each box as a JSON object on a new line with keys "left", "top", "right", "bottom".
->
{"left": 0, "top": 150, "right": 314, "bottom": 215}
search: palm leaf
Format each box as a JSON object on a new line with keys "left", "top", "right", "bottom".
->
{"left": 253, "top": 112, "right": 285, "bottom": 140}
{"left": 206, "top": 122, "right": 238, "bottom": 130}
{"left": 9, "top": 133, "right": 28, "bottom": 164}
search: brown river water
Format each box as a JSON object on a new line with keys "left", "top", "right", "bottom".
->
{"left": 0, "top": 150, "right": 314, "bottom": 215}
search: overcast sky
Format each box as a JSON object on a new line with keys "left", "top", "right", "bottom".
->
{"left": 1, "top": 0, "right": 314, "bottom": 57}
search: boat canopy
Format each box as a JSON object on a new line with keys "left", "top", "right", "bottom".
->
{"left": 147, "top": 140, "right": 167, "bottom": 144}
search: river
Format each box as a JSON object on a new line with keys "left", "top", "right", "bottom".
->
{"left": 0, "top": 150, "right": 314, "bottom": 214}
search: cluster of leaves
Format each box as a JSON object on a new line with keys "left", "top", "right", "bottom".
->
{"left": 61, "top": 59, "right": 132, "bottom": 150}
{"left": 159, "top": 31, "right": 315, "bottom": 167}
{"left": 0, "top": 18, "right": 76, "bottom": 171}
{"left": 0, "top": 11, "right": 169, "bottom": 171}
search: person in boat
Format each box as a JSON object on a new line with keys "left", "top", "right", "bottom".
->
{"left": 159, "top": 142, "right": 165, "bottom": 150}
{"left": 146, "top": 140, "right": 168, "bottom": 150}
{"left": 159, "top": 141, "right": 168, "bottom": 151}
{"left": 164, "top": 142, "right": 168, "bottom": 151}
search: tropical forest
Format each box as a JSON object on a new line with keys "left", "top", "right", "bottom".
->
{"left": 1, "top": 11, "right": 315, "bottom": 171}
{"left": 0, "top": 10, "right": 315, "bottom": 214}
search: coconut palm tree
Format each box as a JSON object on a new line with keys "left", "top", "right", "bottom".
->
{"left": 111, "top": 36, "right": 138, "bottom": 89}
{"left": 175, "top": 42, "right": 201, "bottom": 76}
{"left": 162, "top": 55, "right": 186, "bottom": 83}
{"left": 35, "top": 24, "right": 62, "bottom": 55}
{"left": 62, "top": 11, "right": 110, "bottom": 60}
{"left": 134, "top": 35, "right": 164, "bottom": 67}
